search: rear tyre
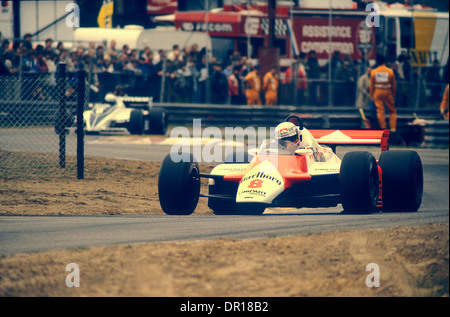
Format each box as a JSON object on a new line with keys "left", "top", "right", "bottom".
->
{"left": 128, "top": 109, "right": 144, "bottom": 135}
{"left": 158, "top": 153, "right": 200, "bottom": 215}
{"left": 378, "top": 150, "right": 423, "bottom": 212}
{"left": 148, "top": 108, "right": 168, "bottom": 135}
{"left": 340, "top": 151, "right": 379, "bottom": 214}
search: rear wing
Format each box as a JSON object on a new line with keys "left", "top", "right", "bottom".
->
{"left": 308, "top": 129, "right": 390, "bottom": 152}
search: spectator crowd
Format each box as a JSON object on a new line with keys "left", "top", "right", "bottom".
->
{"left": 1, "top": 34, "right": 448, "bottom": 108}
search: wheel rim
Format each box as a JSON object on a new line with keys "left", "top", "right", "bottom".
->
{"left": 369, "top": 161, "right": 379, "bottom": 206}
{"left": 414, "top": 164, "right": 424, "bottom": 204}
{"left": 188, "top": 165, "right": 200, "bottom": 206}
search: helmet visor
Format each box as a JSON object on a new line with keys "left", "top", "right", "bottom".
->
{"left": 283, "top": 134, "right": 299, "bottom": 144}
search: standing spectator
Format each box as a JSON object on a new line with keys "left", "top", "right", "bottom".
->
{"left": 1, "top": 39, "right": 11, "bottom": 58}
{"left": 153, "top": 53, "right": 165, "bottom": 102}
{"left": 44, "top": 38, "right": 54, "bottom": 54}
{"left": 396, "top": 53, "right": 406, "bottom": 79}
{"left": 330, "top": 51, "right": 343, "bottom": 79}
{"left": 440, "top": 84, "right": 449, "bottom": 120}
{"left": 44, "top": 51, "right": 57, "bottom": 73}
{"left": 119, "top": 45, "right": 129, "bottom": 61}
{"left": 305, "top": 50, "right": 320, "bottom": 105}
{"left": 173, "top": 62, "right": 191, "bottom": 102}
{"left": 37, "top": 50, "right": 48, "bottom": 72}
{"left": 244, "top": 65, "right": 262, "bottom": 105}
{"left": 402, "top": 55, "right": 412, "bottom": 82}
{"left": 23, "top": 50, "right": 39, "bottom": 72}
{"left": 194, "top": 55, "right": 208, "bottom": 103}
{"left": 106, "top": 40, "right": 118, "bottom": 58}
{"left": 263, "top": 65, "right": 279, "bottom": 106}
{"left": 59, "top": 49, "right": 74, "bottom": 71}
{"left": 103, "top": 57, "right": 115, "bottom": 73}
{"left": 284, "top": 57, "right": 308, "bottom": 106}
{"left": 98, "top": 56, "right": 115, "bottom": 97}
{"left": 140, "top": 46, "right": 152, "bottom": 60}
{"left": 110, "top": 55, "right": 121, "bottom": 71}
{"left": 187, "top": 59, "right": 199, "bottom": 103}
{"left": 96, "top": 45, "right": 105, "bottom": 62}
{"left": 356, "top": 66, "right": 371, "bottom": 108}
{"left": 55, "top": 42, "right": 64, "bottom": 55}
{"left": 189, "top": 43, "right": 201, "bottom": 69}
{"left": 370, "top": 54, "right": 397, "bottom": 133}
{"left": 223, "top": 63, "right": 233, "bottom": 79}
{"left": 296, "top": 62, "right": 308, "bottom": 106}
{"left": 402, "top": 55, "right": 413, "bottom": 106}
{"left": 210, "top": 62, "right": 228, "bottom": 104}
{"left": 228, "top": 65, "right": 245, "bottom": 105}
{"left": 22, "top": 33, "right": 33, "bottom": 51}
{"left": 334, "top": 61, "right": 355, "bottom": 106}
{"left": 392, "top": 61, "right": 405, "bottom": 107}
{"left": 426, "top": 59, "right": 442, "bottom": 102}
{"left": 181, "top": 46, "right": 191, "bottom": 63}
{"left": 167, "top": 45, "right": 183, "bottom": 64}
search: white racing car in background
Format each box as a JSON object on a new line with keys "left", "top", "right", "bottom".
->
{"left": 83, "top": 94, "right": 168, "bottom": 135}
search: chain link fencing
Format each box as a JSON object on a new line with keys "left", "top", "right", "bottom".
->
{"left": 0, "top": 65, "right": 87, "bottom": 179}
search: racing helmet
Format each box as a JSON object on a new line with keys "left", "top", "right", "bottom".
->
{"left": 274, "top": 122, "right": 300, "bottom": 146}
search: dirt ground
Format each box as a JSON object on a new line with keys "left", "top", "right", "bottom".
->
{"left": 0, "top": 155, "right": 448, "bottom": 297}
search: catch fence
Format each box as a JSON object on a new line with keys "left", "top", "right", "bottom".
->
{"left": 0, "top": 64, "right": 86, "bottom": 179}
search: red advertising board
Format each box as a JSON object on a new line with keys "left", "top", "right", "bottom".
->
{"left": 173, "top": 6, "right": 377, "bottom": 61}
{"left": 293, "top": 16, "right": 376, "bottom": 60}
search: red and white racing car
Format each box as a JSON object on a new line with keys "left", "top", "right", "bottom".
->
{"left": 158, "top": 115, "right": 423, "bottom": 215}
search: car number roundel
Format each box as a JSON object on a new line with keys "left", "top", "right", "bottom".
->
{"left": 248, "top": 179, "right": 263, "bottom": 188}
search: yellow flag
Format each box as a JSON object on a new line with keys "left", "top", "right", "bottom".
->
{"left": 97, "top": 0, "right": 114, "bottom": 28}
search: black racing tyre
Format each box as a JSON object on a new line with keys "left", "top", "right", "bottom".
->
{"left": 378, "top": 150, "right": 423, "bottom": 212}
{"left": 158, "top": 153, "right": 200, "bottom": 215}
{"left": 339, "top": 151, "right": 379, "bottom": 214}
{"left": 128, "top": 109, "right": 144, "bottom": 135}
{"left": 224, "top": 151, "right": 252, "bottom": 164}
{"left": 148, "top": 108, "right": 168, "bottom": 135}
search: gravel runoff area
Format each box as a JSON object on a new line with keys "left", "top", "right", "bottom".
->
{"left": 0, "top": 153, "right": 448, "bottom": 297}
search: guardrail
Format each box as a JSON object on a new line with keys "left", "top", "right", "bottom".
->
{"left": 423, "top": 121, "right": 449, "bottom": 148}
{"left": 156, "top": 102, "right": 446, "bottom": 147}
{"left": 158, "top": 101, "right": 439, "bottom": 123}
{"left": 1, "top": 99, "right": 447, "bottom": 147}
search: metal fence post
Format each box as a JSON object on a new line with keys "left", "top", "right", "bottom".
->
{"left": 57, "top": 63, "right": 67, "bottom": 169}
{"left": 77, "top": 70, "right": 86, "bottom": 179}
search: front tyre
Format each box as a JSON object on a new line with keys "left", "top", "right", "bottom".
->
{"left": 158, "top": 153, "right": 200, "bottom": 215}
{"left": 148, "top": 108, "right": 168, "bottom": 135}
{"left": 340, "top": 151, "right": 379, "bottom": 214}
{"left": 128, "top": 110, "right": 144, "bottom": 135}
{"left": 378, "top": 150, "right": 423, "bottom": 212}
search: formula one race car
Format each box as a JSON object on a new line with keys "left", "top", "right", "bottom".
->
{"left": 158, "top": 115, "right": 423, "bottom": 215}
{"left": 83, "top": 94, "right": 168, "bottom": 135}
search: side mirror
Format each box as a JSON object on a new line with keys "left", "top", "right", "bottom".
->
{"left": 248, "top": 148, "right": 258, "bottom": 156}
